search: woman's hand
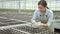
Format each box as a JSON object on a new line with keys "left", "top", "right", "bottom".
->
{"left": 31, "top": 20, "right": 48, "bottom": 27}
{"left": 36, "top": 22, "right": 42, "bottom": 26}
{"left": 31, "top": 20, "right": 36, "bottom": 24}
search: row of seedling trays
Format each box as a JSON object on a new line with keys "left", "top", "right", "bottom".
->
{"left": 0, "top": 17, "right": 60, "bottom": 34}
{"left": 0, "top": 23, "right": 55, "bottom": 34}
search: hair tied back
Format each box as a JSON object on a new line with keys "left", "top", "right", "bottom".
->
{"left": 41, "top": 0, "right": 45, "bottom": 1}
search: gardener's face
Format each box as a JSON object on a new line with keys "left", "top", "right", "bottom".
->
{"left": 38, "top": 5, "right": 46, "bottom": 12}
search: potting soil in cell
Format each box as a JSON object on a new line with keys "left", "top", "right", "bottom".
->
{"left": 12, "top": 26, "right": 54, "bottom": 34}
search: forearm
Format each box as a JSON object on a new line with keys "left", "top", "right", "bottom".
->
{"left": 41, "top": 24, "right": 48, "bottom": 27}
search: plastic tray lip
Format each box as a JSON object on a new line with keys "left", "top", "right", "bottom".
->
{"left": 0, "top": 16, "right": 27, "bottom": 23}
{"left": 0, "top": 16, "right": 31, "bottom": 27}
{"left": 0, "top": 23, "right": 31, "bottom": 30}
{"left": 0, "top": 21, "right": 27, "bottom": 26}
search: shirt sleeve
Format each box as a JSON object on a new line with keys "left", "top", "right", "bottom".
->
{"left": 31, "top": 10, "right": 38, "bottom": 20}
{"left": 47, "top": 11, "right": 53, "bottom": 27}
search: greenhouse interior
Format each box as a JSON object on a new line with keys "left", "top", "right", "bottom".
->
{"left": 0, "top": 0, "right": 60, "bottom": 34}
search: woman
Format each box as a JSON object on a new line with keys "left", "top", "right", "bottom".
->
{"left": 31, "top": 0, "right": 54, "bottom": 33}
{"left": 20, "top": 0, "right": 54, "bottom": 34}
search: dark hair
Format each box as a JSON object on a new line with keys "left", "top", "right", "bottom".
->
{"left": 38, "top": 0, "right": 49, "bottom": 9}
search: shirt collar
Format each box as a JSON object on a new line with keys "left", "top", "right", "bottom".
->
{"left": 39, "top": 8, "right": 48, "bottom": 16}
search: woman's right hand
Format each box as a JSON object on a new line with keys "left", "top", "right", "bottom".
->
{"left": 31, "top": 20, "right": 36, "bottom": 24}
